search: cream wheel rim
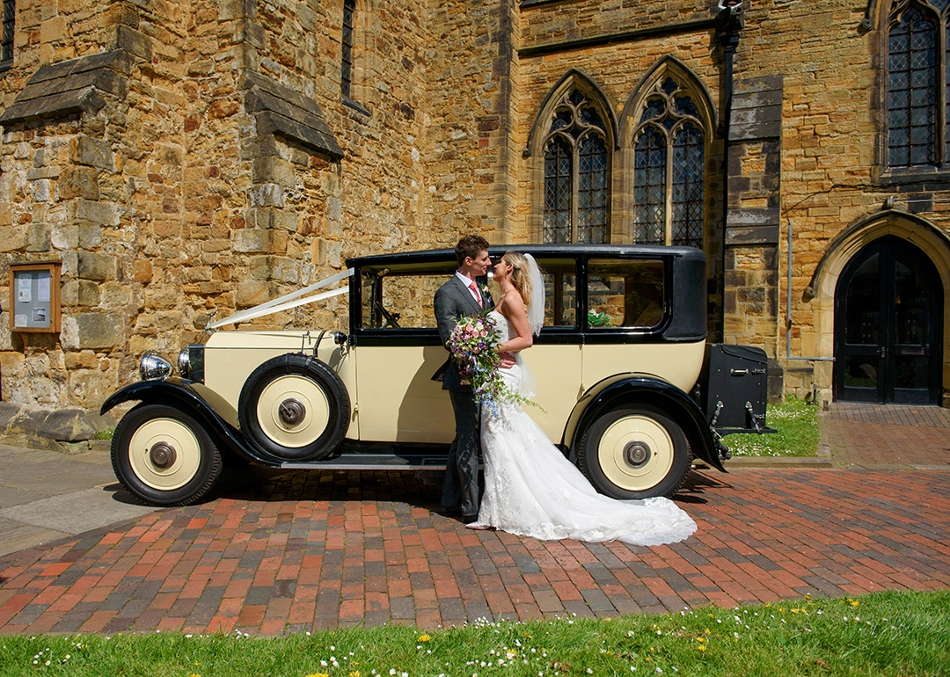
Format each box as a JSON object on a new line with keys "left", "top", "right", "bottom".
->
{"left": 128, "top": 417, "right": 202, "bottom": 491}
{"left": 597, "top": 414, "right": 674, "bottom": 492}
{"left": 256, "top": 374, "right": 330, "bottom": 448}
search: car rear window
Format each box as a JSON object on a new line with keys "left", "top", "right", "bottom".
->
{"left": 586, "top": 258, "right": 665, "bottom": 329}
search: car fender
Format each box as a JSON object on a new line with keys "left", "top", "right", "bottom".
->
{"left": 100, "top": 380, "right": 274, "bottom": 465}
{"left": 564, "top": 374, "right": 726, "bottom": 472}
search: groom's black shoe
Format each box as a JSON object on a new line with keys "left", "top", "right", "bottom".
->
{"left": 438, "top": 507, "right": 461, "bottom": 518}
{"left": 461, "top": 514, "right": 479, "bottom": 524}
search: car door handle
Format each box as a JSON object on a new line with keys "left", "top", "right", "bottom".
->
{"left": 730, "top": 369, "right": 748, "bottom": 376}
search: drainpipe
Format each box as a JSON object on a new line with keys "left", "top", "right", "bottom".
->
{"left": 715, "top": 1, "right": 743, "bottom": 339}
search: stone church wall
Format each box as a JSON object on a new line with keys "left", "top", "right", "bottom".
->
{"left": 5, "top": 0, "right": 950, "bottom": 445}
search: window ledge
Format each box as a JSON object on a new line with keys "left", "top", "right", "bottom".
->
{"left": 875, "top": 166, "right": 950, "bottom": 189}
{"left": 343, "top": 96, "right": 371, "bottom": 117}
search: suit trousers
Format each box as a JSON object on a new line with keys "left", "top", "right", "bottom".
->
{"left": 442, "top": 389, "right": 480, "bottom": 516}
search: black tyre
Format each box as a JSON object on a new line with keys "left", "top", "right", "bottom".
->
{"left": 238, "top": 354, "right": 350, "bottom": 461}
{"left": 111, "top": 403, "right": 223, "bottom": 506}
{"left": 577, "top": 404, "right": 692, "bottom": 499}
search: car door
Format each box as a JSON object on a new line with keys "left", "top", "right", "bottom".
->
{"left": 351, "top": 263, "right": 457, "bottom": 444}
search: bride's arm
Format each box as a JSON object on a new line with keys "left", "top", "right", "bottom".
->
{"left": 498, "top": 296, "right": 533, "bottom": 354}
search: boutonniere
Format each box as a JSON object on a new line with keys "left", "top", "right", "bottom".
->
{"left": 480, "top": 284, "right": 491, "bottom": 300}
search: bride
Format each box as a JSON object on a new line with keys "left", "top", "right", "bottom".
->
{"left": 467, "top": 251, "right": 697, "bottom": 546}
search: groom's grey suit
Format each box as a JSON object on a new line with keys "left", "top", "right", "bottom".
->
{"left": 434, "top": 275, "right": 493, "bottom": 518}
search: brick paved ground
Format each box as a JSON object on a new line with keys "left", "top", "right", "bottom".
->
{"left": 1, "top": 404, "right": 948, "bottom": 635}
{"left": 824, "top": 403, "right": 950, "bottom": 468}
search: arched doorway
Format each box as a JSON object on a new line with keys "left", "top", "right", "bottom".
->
{"left": 834, "top": 236, "right": 943, "bottom": 404}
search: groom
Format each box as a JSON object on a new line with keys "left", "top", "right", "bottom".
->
{"left": 434, "top": 235, "right": 493, "bottom": 523}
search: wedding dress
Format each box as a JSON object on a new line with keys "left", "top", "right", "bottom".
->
{"left": 471, "top": 309, "right": 697, "bottom": 546}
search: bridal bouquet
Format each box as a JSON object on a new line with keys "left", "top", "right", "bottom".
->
{"left": 447, "top": 313, "right": 525, "bottom": 413}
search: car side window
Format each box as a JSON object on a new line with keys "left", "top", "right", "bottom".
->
{"left": 536, "top": 258, "right": 578, "bottom": 328}
{"left": 361, "top": 267, "right": 448, "bottom": 330}
{"left": 586, "top": 258, "right": 665, "bottom": 329}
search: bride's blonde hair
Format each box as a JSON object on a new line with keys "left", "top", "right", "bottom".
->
{"left": 503, "top": 252, "right": 533, "bottom": 306}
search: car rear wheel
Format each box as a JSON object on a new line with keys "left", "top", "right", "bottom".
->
{"left": 111, "top": 403, "right": 223, "bottom": 506}
{"left": 238, "top": 354, "right": 350, "bottom": 461}
{"left": 577, "top": 405, "right": 692, "bottom": 499}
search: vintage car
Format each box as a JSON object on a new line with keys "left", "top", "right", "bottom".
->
{"left": 101, "top": 244, "right": 765, "bottom": 507}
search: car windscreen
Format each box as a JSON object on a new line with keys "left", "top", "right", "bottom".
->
{"left": 360, "top": 263, "right": 457, "bottom": 330}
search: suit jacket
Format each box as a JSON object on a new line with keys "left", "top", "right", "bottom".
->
{"left": 433, "top": 275, "right": 494, "bottom": 392}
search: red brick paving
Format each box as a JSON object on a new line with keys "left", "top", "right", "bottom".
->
{"left": 1, "top": 404, "right": 949, "bottom": 634}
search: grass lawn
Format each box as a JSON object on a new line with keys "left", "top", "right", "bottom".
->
{"left": 1, "top": 589, "right": 947, "bottom": 676}
{"left": 721, "top": 397, "right": 820, "bottom": 458}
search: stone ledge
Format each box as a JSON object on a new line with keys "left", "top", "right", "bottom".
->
{"left": 0, "top": 402, "right": 115, "bottom": 454}
{"left": 242, "top": 71, "right": 343, "bottom": 161}
{"left": 0, "top": 50, "right": 134, "bottom": 126}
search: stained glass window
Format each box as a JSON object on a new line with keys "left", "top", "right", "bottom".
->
{"left": 541, "top": 89, "right": 610, "bottom": 244}
{"left": 888, "top": 6, "right": 935, "bottom": 166}
{"left": 882, "top": 2, "right": 950, "bottom": 167}
{"left": 632, "top": 78, "right": 706, "bottom": 248}
{"left": 1, "top": 0, "right": 14, "bottom": 70}
{"left": 341, "top": 0, "right": 355, "bottom": 98}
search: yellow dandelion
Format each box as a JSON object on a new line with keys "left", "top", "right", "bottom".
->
{"left": 698, "top": 644, "right": 707, "bottom": 652}
{"left": 349, "top": 672, "right": 361, "bottom": 677}
{"left": 305, "top": 673, "right": 330, "bottom": 677}
{"left": 850, "top": 600, "right": 860, "bottom": 607}
{"left": 418, "top": 634, "right": 431, "bottom": 642}
{"left": 704, "top": 628, "right": 711, "bottom": 635}
{"left": 696, "top": 637, "right": 706, "bottom": 643}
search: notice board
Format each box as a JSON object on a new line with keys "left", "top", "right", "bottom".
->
{"left": 9, "top": 262, "right": 61, "bottom": 333}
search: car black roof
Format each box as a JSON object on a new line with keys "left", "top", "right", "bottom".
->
{"left": 347, "top": 243, "right": 704, "bottom": 267}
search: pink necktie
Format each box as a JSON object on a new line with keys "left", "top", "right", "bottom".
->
{"left": 469, "top": 281, "right": 483, "bottom": 308}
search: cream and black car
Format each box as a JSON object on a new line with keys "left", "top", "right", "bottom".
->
{"left": 102, "top": 244, "right": 765, "bottom": 507}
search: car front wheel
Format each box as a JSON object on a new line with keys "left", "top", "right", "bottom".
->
{"left": 111, "top": 403, "right": 223, "bottom": 506}
{"left": 577, "top": 405, "right": 692, "bottom": 499}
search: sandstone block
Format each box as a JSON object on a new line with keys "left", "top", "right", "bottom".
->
{"left": 112, "top": 25, "right": 152, "bottom": 60}
{"left": 65, "top": 351, "right": 99, "bottom": 369}
{"left": 144, "top": 286, "right": 181, "bottom": 309}
{"left": 233, "top": 229, "right": 273, "bottom": 253}
{"left": 69, "top": 198, "right": 116, "bottom": 226}
{"left": 26, "top": 223, "right": 51, "bottom": 252}
{"left": 101, "top": 282, "right": 133, "bottom": 309}
{"left": 76, "top": 312, "right": 124, "bottom": 349}
{"left": 67, "top": 370, "right": 111, "bottom": 410}
{"left": 78, "top": 252, "right": 116, "bottom": 281}
{"left": 78, "top": 280, "right": 100, "bottom": 306}
{"left": 252, "top": 155, "right": 296, "bottom": 189}
{"left": 58, "top": 167, "right": 100, "bottom": 200}
{"left": 51, "top": 224, "right": 80, "bottom": 249}
{"left": 250, "top": 183, "right": 284, "bottom": 207}
{"left": 0, "top": 226, "right": 26, "bottom": 251}
{"left": 78, "top": 222, "right": 102, "bottom": 248}
{"left": 71, "top": 135, "right": 115, "bottom": 171}
{"left": 131, "top": 259, "right": 153, "bottom": 283}
{"left": 39, "top": 408, "right": 98, "bottom": 442}
{"left": 236, "top": 280, "right": 278, "bottom": 307}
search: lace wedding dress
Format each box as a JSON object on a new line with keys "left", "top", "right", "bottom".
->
{"left": 471, "top": 310, "right": 697, "bottom": 546}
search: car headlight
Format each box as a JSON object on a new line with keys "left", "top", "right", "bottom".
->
{"left": 178, "top": 348, "right": 190, "bottom": 379}
{"left": 140, "top": 351, "right": 172, "bottom": 381}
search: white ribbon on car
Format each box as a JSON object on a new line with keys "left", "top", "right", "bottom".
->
{"left": 207, "top": 268, "right": 354, "bottom": 329}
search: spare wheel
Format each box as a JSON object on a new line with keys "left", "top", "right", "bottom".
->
{"left": 238, "top": 354, "right": 350, "bottom": 461}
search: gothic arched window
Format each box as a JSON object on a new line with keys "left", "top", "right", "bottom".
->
{"left": 632, "top": 77, "right": 705, "bottom": 248}
{"left": 542, "top": 90, "right": 610, "bottom": 243}
{"left": 886, "top": 1, "right": 950, "bottom": 167}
